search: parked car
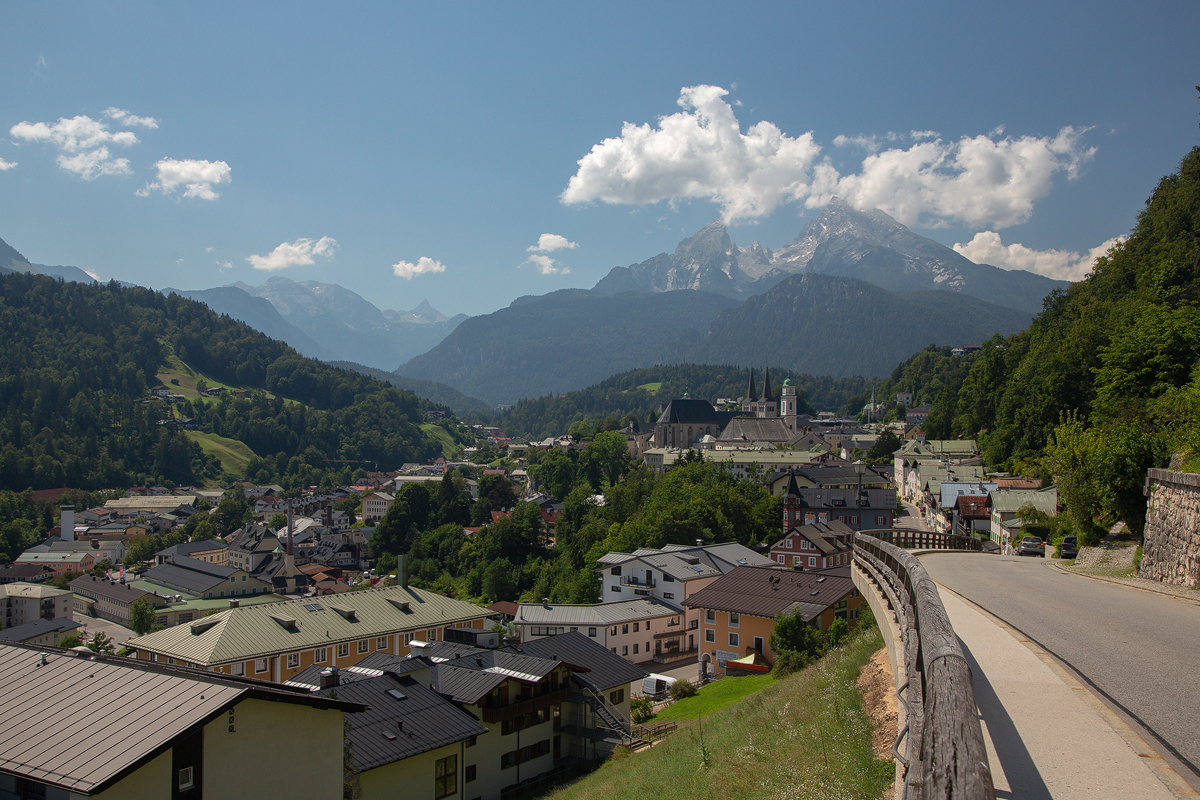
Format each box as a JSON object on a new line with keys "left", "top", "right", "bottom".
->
{"left": 1059, "top": 535, "right": 1078, "bottom": 559}
{"left": 1017, "top": 536, "right": 1044, "bottom": 556}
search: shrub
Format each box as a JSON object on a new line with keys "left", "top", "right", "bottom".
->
{"left": 1134, "top": 546, "right": 1143, "bottom": 571}
{"left": 771, "top": 649, "right": 808, "bottom": 677}
{"left": 58, "top": 634, "right": 82, "bottom": 649}
{"left": 631, "top": 695, "right": 655, "bottom": 723}
{"left": 668, "top": 679, "right": 697, "bottom": 700}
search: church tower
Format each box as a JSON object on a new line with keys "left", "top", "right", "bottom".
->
{"left": 742, "top": 368, "right": 757, "bottom": 414}
{"left": 781, "top": 378, "right": 798, "bottom": 431}
{"left": 758, "top": 367, "right": 778, "bottom": 418}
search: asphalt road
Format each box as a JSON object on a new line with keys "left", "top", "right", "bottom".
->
{"left": 921, "top": 552, "right": 1200, "bottom": 787}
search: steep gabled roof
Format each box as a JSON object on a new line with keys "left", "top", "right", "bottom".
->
{"left": 681, "top": 565, "right": 854, "bottom": 622}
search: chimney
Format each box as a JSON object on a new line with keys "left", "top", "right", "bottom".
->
{"left": 319, "top": 667, "right": 339, "bottom": 689}
{"left": 324, "top": 504, "right": 333, "bottom": 527}
{"left": 397, "top": 554, "right": 408, "bottom": 589}
{"left": 408, "top": 639, "right": 427, "bottom": 658}
{"left": 229, "top": 599, "right": 239, "bottom": 608}
{"left": 60, "top": 506, "right": 74, "bottom": 542}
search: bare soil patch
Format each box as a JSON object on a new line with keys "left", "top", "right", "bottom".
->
{"left": 858, "top": 646, "right": 897, "bottom": 798}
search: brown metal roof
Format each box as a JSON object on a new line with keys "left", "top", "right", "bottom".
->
{"left": 0, "top": 642, "right": 362, "bottom": 795}
{"left": 681, "top": 565, "right": 855, "bottom": 621}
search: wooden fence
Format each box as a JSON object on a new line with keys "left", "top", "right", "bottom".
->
{"left": 853, "top": 532, "right": 995, "bottom": 800}
{"left": 862, "top": 528, "right": 985, "bottom": 552}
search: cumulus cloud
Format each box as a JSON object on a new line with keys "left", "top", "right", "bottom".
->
{"left": 562, "top": 85, "right": 1096, "bottom": 229}
{"left": 247, "top": 236, "right": 338, "bottom": 271}
{"left": 392, "top": 256, "right": 447, "bottom": 279}
{"left": 527, "top": 233, "right": 578, "bottom": 253}
{"left": 953, "top": 230, "right": 1125, "bottom": 282}
{"left": 561, "top": 85, "right": 823, "bottom": 223}
{"left": 0, "top": 158, "right": 16, "bottom": 171}
{"left": 524, "top": 254, "right": 569, "bottom": 275}
{"left": 103, "top": 107, "right": 159, "bottom": 128}
{"left": 9, "top": 113, "right": 142, "bottom": 179}
{"left": 138, "top": 158, "right": 231, "bottom": 200}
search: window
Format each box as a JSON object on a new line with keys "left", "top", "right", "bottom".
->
{"left": 793, "top": 555, "right": 800, "bottom": 565}
{"left": 466, "top": 736, "right": 477, "bottom": 748}
{"left": 315, "top": 648, "right": 327, "bottom": 663}
{"left": 337, "top": 643, "right": 349, "bottom": 658}
{"left": 219, "top": 590, "right": 225, "bottom": 597}
{"left": 809, "top": 557, "right": 816, "bottom": 567}
{"left": 705, "top": 609, "right": 715, "bottom": 623}
{"left": 610, "top": 585, "right": 620, "bottom": 593}
{"left": 588, "top": 627, "right": 597, "bottom": 637}
{"left": 610, "top": 626, "right": 617, "bottom": 636}
{"left": 785, "top": 539, "right": 793, "bottom": 548}
{"left": 729, "top": 632, "right": 739, "bottom": 647}
{"left": 850, "top": 516, "right": 859, "bottom": 525}
{"left": 777, "top": 555, "right": 785, "bottom": 564}
{"left": 728, "top": 612, "right": 739, "bottom": 627}
{"left": 633, "top": 643, "right": 638, "bottom": 654}
{"left": 622, "top": 645, "right": 628, "bottom": 656}
{"left": 622, "top": 624, "right": 628, "bottom": 634}
{"left": 254, "top": 658, "right": 268, "bottom": 673}
{"left": 609, "top": 688, "right": 625, "bottom": 704}
{"left": 357, "top": 639, "right": 369, "bottom": 654}
{"left": 705, "top": 629, "right": 715, "bottom": 643}
{"left": 662, "top": 573, "right": 674, "bottom": 582}
{"left": 663, "top": 592, "right": 674, "bottom": 600}
{"left": 427, "top": 628, "right": 437, "bottom": 641}
{"left": 231, "top": 662, "right": 245, "bottom": 676}
{"left": 465, "top": 764, "right": 477, "bottom": 783}
{"left": 610, "top": 566, "right": 621, "bottom": 576}
{"left": 178, "top": 612, "right": 193, "bottom": 623}
{"left": 435, "top": 754, "right": 457, "bottom": 799}
{"left": 633, "top": 622, "right": 639, "bottom": 632}
{"left": 753, "top": 636, "right": 764, "bottom": 653}
{"left": 877, "top": 515, "right": 887, "bottom": 526}
{"left": 377, "top": 636, "right": 388, "bottom": 650}
{"left": 287, "top": 652, "right": 300, "bottom": 669}
{"left": 179, "top": 766, "right": 194, "bottom": 791}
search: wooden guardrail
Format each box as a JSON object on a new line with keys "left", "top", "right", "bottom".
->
{"left": 853, "top": 531, "right": 995, "bottom": 800}
{"left": 862, "top": 528, "right": 985, "bottom": 551}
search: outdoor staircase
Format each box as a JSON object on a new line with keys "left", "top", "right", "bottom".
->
{"left": 580, "top": 688, "right": 649, "bottom": 749}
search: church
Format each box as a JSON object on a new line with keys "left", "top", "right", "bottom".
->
{"left": 741, "top": 367, "right": 801, "bottom": 431}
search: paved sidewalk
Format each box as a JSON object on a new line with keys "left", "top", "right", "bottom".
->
{"left": 937, "top": 586, "right": 1195, "bottom": 800}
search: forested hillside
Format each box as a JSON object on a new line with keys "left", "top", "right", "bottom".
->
{"left": 0, "top": 273, "right": 444, "bottom": 491}
{"left": 881, "top": 146, "right": 1200, "bottom": 539}
{"left": 495, "top": 364, "right": 868, "bottom": 440}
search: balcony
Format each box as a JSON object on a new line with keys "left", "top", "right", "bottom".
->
{"left": 481, "top": 688, "right": 572, "bottom": 724}
{"left": 620, "top": 576, "right": 655, "bottom": 588}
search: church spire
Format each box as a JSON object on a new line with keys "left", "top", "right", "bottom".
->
{"left": 745, "top": 367, "right": 757, "bottom": 404}
{"left": 761, "top": 366, "right": 772, "bottom": 401}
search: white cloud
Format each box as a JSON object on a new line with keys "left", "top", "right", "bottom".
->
{"left": 9, "top": 114, "right": 142, "bottom": 180}
{"left": 561, "top": 85, "right": 823, "bottom": 223}
{"left": 527, "top": 233, "right": 578, "bottom": 253}
{"left": 524, "top": 254, "right": 569, "bottom": 275}
{"left": 0, "top": 158, "right": 16, "bottom": 170}
{"left": 103, "top": 107, "right": 159, "bottom": 128}
{"left": 84, "top": 269, "right": 100, "bottom": 281}
{"left": 247, "top": 236, "right": 338, "bottom": 271}
{"left": 563, "top": 85, "right": 1095, "bottom": 229}
{"left": 392, "top": 256, "right": 447, "bottom": 279}
{"left": 830, "top": 127, "right": 1096, "bottom": 228}
{"left": 953, "top": 230, "right": 1125, "bottom": 281}
{"left": 216, "top": 260, "right": 232, "bottom": 270}
{"left": 138, "top": 158, "right": 231, "bottom": 200}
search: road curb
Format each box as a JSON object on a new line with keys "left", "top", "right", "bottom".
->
{"left": 1049, "top": 562, "right": 1200, "bottom": 608}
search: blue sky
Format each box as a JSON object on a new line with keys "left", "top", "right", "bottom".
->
{"left": 2, "top": 1, "right": 1197, "bottom": 317}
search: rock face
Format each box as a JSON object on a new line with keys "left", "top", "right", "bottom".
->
{"left": 1140, "top": 468, "right": 1200, "bottom": 588}
{"left": 592, "top": 199, "right": 1067, "bottom": 313}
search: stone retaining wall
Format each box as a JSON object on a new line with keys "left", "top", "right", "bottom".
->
{"left": 1140, "top": 468, "right": 1200, "bottom": 588}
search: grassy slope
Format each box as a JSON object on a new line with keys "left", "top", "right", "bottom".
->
{"left": 420, "top": 424, "right": 462, "bottom": 460}
{"left": 653, "top": 674, "right": 775, "bottom": 723}
{"left": 185, "top": 431, "right": 257, "bottom": 483}
{"left": 549, "top": 629, "right": 891, "bottom": 800}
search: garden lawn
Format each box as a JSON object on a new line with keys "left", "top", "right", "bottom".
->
{"left": 653, "top": 674, "right": 775, "bottom": 723}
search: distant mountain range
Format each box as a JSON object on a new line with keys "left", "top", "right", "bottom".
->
{"left": 0, "top": 236, "right": 99, "bottom": 285}
{"left": 0, "top": 198, "right": 1065, "bottom": 409}
{"left": 396, "top": 273, "right": 1031, "bottom": 405}
{"left": 167, "top": 276, "right": 466, "bottom": 371}
{"left": 593, "top": 198, "right": 1065, "bottom": 313}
